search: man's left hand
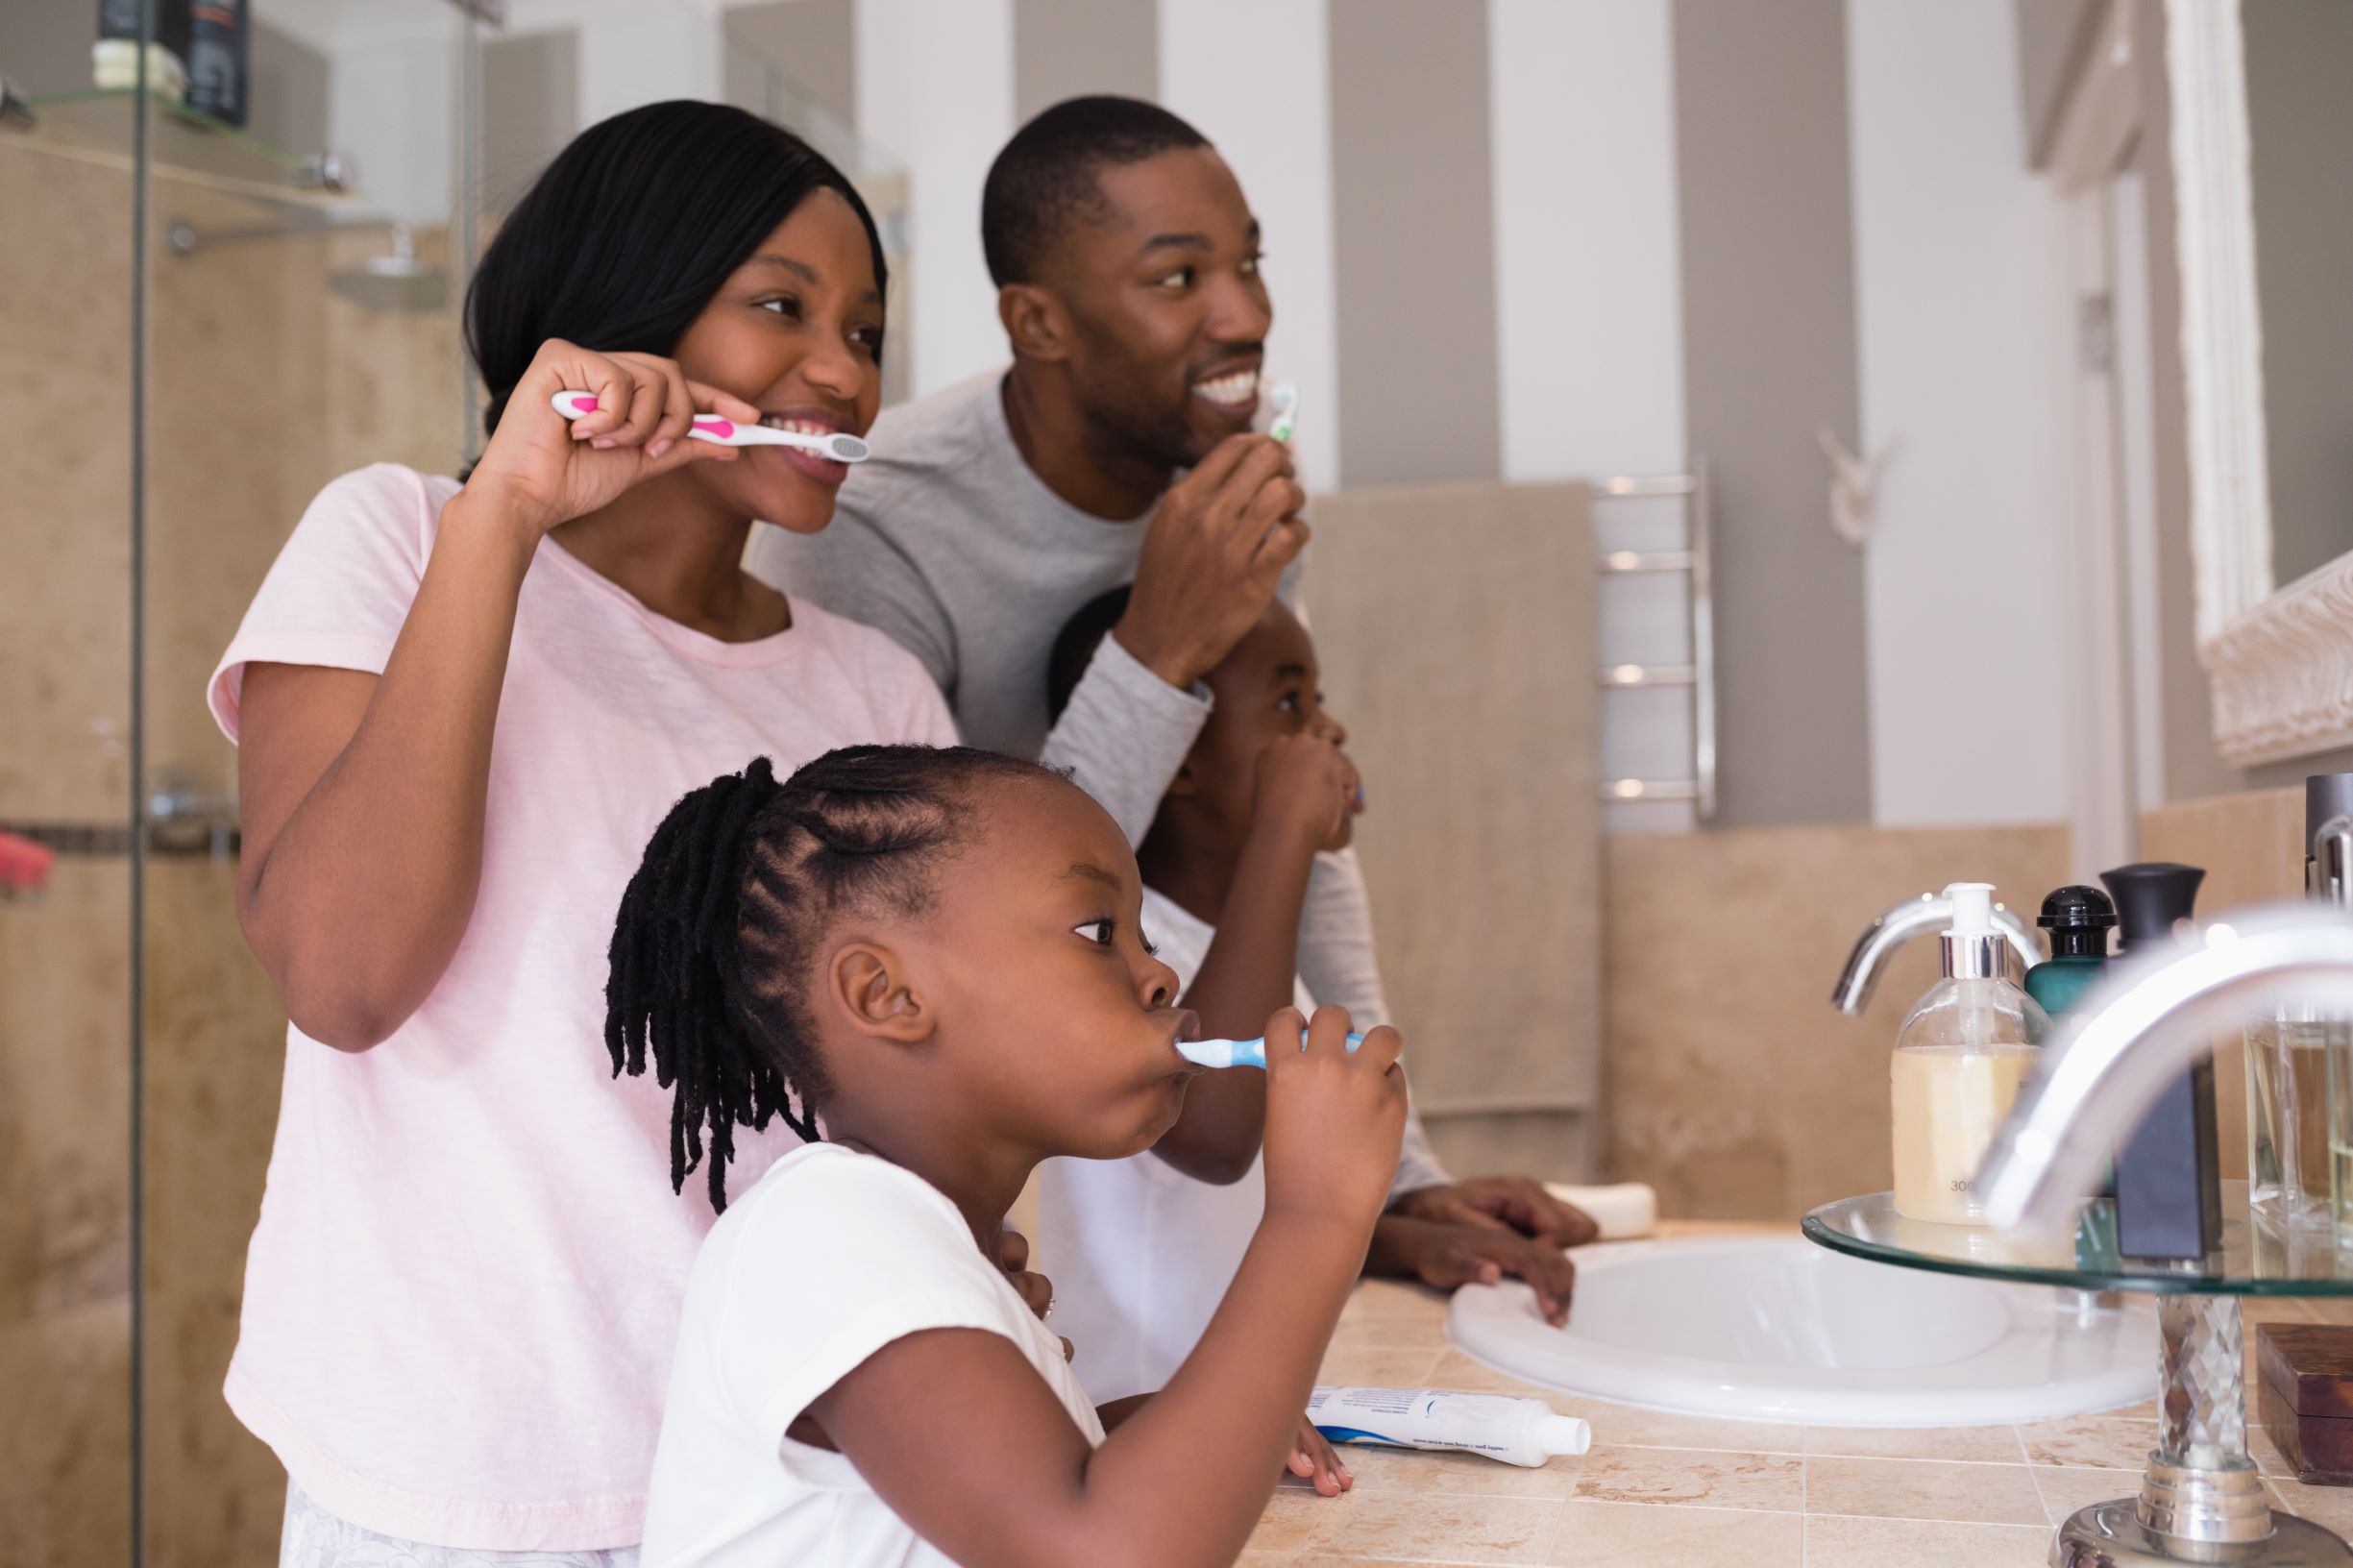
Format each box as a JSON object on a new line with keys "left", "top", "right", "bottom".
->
{"left": 1387, "top": 1175, "right": 1600, "bottom": 1249}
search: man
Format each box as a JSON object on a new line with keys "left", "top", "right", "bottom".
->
{"left": 750, "top": 96, "right": 1593, "bottom": 1298}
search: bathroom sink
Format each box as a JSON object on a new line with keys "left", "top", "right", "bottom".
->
{"left": 1447, "top": 1234, "right": 2156, "bottom": 1427}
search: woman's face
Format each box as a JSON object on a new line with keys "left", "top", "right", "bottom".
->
{"left": 669, "top": 187, "right": 887, "bottom": 533}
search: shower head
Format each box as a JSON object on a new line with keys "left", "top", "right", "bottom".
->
{"left": 328, "top": 226, "right": 448, "bottom": 312}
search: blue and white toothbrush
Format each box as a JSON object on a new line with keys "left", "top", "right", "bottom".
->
{"left": 1177, "top": 1031, "right": 1366, "bottom": 1070}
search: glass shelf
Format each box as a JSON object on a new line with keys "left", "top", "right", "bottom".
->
{"left": 12, "top": 88, "right": 353, "bottom": 208}
{"left": 1803, "top": 1183, "right": 2353, "bottom": 1296}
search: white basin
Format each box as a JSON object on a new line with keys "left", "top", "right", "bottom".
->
{"left": 1447, "top": 1235, "right": 2157, "bottom": 1427}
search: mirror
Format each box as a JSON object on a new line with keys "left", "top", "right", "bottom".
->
{"left": 2178, "top": 0, "right": 2353, "bottom": 765}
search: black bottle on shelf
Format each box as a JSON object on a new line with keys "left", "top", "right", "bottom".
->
{"left": 2100, "top": 862, "right": 2218, "bottom": 1262}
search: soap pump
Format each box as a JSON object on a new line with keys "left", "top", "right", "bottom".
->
{"left": 2101, "top": 861, "right": 2219, "bottom": 1261}
{"left": 1890, "top": 882, "right": 2050, "bottom": 1224}
{"left": 2245, "top": 774, "right": 2353, "bottom": 1232}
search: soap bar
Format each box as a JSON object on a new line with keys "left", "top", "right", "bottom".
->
{"left": 2258, "top": 1324, "right": 2353, "bottom": 1484}
{"left": 1543, "top": 1183, "right": 1656, "bottom": 1241}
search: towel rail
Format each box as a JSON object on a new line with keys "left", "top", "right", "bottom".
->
{"left": 1591, "top": 458, "right": 1715, "bottom": 822}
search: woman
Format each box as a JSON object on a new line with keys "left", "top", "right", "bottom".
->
{"left": 208, "top": 101, "right": 954, "bottom": 1564}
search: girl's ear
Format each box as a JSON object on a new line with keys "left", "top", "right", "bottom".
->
{"left": 825, "top": 943, "right": 933, "bottom": 1045}
{"left": 998, "top": 282, "right": 1070, "bottom": 365}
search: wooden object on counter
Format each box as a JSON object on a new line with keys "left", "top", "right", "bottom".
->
{"left": 2258, "top": 1322, "right": 2353, "bottom": 1483}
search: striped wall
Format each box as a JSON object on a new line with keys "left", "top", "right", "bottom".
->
{"left": 310, "top": 0, "right": 2094, "bottom": 834}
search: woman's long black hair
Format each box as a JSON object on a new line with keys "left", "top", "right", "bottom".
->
{"left": 606, "top": 746, "right": 1051, "bottom": 1213}
{"left": 465, "top": 99, "right": 889, "bottom": 443}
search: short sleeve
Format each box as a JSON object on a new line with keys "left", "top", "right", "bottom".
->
{"left": 714, "top": 1151, "right": 1049, "bottom": 1447}
{"left": 207, "top": 464, "right": 448, "bottom": 744}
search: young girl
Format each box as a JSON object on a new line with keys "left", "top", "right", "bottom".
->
{"left": 612, "top": 746, "right": 1407, "bottom": 1567}
{"left": 212, "top": 103, "right": 949, "bottom": 1561}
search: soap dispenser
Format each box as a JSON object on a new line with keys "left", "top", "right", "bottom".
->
{"left": 2023, "top": 886, "right": 2116, "bottom": 1023}
{"left": 2101, "top": 862, "right": 2219, "bottom": 1261}
{"left": 1891, "top": 882, "right": 2050, "bottom": 1224}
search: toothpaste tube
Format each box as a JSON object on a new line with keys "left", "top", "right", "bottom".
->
{"left": 1305, "top": 1386, "right": 1592, "bottom": 1468}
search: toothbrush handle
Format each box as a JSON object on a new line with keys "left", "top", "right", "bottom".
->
{"left": 1237, "top": 1030, "right": 1367, "bottom": 1068}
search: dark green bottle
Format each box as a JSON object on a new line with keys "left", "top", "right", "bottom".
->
{"left": 2022, "top": 885, "right": 2117, "bottom": 1026}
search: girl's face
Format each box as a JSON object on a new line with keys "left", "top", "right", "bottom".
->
{"left": 910, "top": 776, "right": 1203, "bottom": 1162}
{"left": 669, "top": 187, "right": 887, "bottom": 534}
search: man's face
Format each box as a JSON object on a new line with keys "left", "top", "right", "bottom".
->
{"left": 1046, "top": 145, "right": 1273, "bottom": 473}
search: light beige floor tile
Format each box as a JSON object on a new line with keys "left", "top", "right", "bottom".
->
{"left": 1425, "top": 1348, "right": 1563, "bottom": 1398}
{"left": 1569, "top": 1448, "right": 1803, "bottom": 1511}
{"left": 1332, "top": 1441, "right": 1582, "bottom": 1499}
{"left": 1248, "top": 1487, "right": 1336, "bottom": 1554}
{"left": 2018, "top": 1412, "right": 2159, "bottom": 1470}
{"left": 2030, "top": 1464, "right": 2141, "bottom": 1525}
{"left": 1337, "top": 1277, "right": 1452, "bottom": 1333}
{"left": 1802, "top": 1456, "right": 2047, "bottom": 1526}
{"left": 1237, "top": 1555, "right": 1298, "bottom": 1568}
{"left": 1802, "top": 1513, "right": 2052, "bottom": 1567}
{"left": 1301, "top": 1493, "right": 1563, "bottom": 1565}
{"left": 1318, "top": 1343, "right": 1449, "bottom": 1387}
{"left": 1803, "top": 1423, "right": 2025, "bottom": 1464}
{"left": 1577, "top": 1405, "right": 1802, "bottom": 1456}
{"left": 2270, "top": 1476, "right": 2353, "bottom": 1536}
{"left": 1541, "top": 1500, "right": 1802, "bottom": 1567}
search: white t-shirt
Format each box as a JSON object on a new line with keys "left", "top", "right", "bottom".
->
{"left": 642, "top": 1143, "right": 1107, "bottom": 1568}
{"left": 1036, "top": 887, "right": 1316, "bottom": 1404}
{"left": 208, "top": 464, "right": 958, "bottom": 1550}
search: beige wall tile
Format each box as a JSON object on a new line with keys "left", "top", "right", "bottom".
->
{"left": 0, "top": 1298, "right": 133, "bottom": 1568}
{"left": 1542, "top": 1501, "right": 1800, "bottom": 1567}
{"left": 1802, "top": 1455, "right": 2047, "bottom": 1526}
{"left": 1570, "top": 1448, "right": 1803, "bottom": 1511}
{"left": 1605, "top": 822, "right": 2071, "bottom": 1219}
{"left": 1802, "top": 1513, "right": 2050, "bottom": 1567}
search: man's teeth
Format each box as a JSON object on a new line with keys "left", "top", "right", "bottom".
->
{"left": 1191, "top": 371, "right": 1260, "bottom": 405}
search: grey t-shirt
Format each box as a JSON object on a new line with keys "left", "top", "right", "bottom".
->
{"left": 748, "top": 370, "right": 1447, "bottom": 1195}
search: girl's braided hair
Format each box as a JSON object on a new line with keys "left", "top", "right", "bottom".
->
{"left": 605, "top": 744, "right": 1051, "bottom": 1212}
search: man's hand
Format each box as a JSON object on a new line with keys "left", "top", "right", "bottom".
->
{"left": 1115, "top": 433, "right": 1309, "bottom": 691}
{"left": 1368, "top": 1214, "right": 1578, "bottom": 1328}
{"left": 1388, "top": 1175, "right": 1600, "bottom": 1249}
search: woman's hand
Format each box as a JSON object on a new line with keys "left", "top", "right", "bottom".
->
{"left": 1388, "top": 1176, "right": 1601, "bottom": 1249}
{"left": 1287, "top": 1416, "right": 1354, "bottom": 1497}
{"left": 464, "top": 338, "right": 763, "bottom": 539}
{"left": 1260, "top": 1006, "right": 1407, "bottom": 1236}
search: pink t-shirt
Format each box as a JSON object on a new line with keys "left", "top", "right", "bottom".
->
{"left": 207, "top": 464, "right": 956, "bottom": 1551}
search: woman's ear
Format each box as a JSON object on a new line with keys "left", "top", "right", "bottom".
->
{"left": 998, "top": 282, "right": 1070, "bottom": 365}
{"left": 825, "top": 943, "right": 933, "bottom": 1045}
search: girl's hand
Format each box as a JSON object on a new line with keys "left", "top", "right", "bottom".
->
{"left": 1260, "top": 1005, "right": 1406, "bottom": 1236}
{"left": 465, "top": 338, "right": 763, "bottom": 539}
{"left": 1287, "top": 1416, "right": 1354, "bottom": 1496}
{"left": 1252, "top": 732, "right": 1360, "bottom": 853}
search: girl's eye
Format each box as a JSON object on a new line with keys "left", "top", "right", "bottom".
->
{"left": 1141, "top": 932, "right": 1160, "bottom": 958}
{"left": 1076, "top": 918, "right": 1117, "bottom": 947}
{"left": 1277, "top": 691, "right": 1302, "bottom": 714}
{"left": 1240, "top": 253, "right": 1264, "bottom": 277}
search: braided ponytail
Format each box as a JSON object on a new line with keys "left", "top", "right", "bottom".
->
{"left": 605, "top": 745, "right": 1057, "bottom": 1212}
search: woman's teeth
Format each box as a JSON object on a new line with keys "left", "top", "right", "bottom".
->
{"left": 1191, "top": 371, "right": 1259, "bottom": 406}
{"left": 759, "top": 415, "right": 838, "bottom": 437}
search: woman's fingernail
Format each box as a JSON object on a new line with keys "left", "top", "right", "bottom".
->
{"left": 591, "top": 436, "right": 616, "bottom": 450}
{"left": 648, "top": 437, "right": 673, "bottom": 460}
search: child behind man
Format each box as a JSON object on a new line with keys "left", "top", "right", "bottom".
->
{"left": 1036, "top": 589, "right": 1590, "bottom": 1405}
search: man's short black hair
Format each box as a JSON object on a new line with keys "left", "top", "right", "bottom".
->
{"left": 982, "top": 96, "right": 1211, "bottom": 288}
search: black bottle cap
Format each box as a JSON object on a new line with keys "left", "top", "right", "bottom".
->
{"left": 2099, "top": 863, "right": 2205, "bottom": 951}
{"left": 2309, "top": 773, "right": 2353, "bottom": 857}
{"left": 2038, "top": 885, "right": 2117, "bottom": 958}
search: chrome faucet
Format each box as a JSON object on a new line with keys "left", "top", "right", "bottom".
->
{"left": 1829, "top": 891, "right": 2044, "bottom": 1015}
{"left": 1977, "top": 902, "right": 2353, "bottom": 1234}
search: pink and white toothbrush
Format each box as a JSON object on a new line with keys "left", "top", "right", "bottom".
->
{"left": 550, "top": 391, "right": 870, "bottom": 462}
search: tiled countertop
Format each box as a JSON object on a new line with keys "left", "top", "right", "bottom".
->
{"left": 1248, "top": 1220, "right": 2353, "bottom": 1567}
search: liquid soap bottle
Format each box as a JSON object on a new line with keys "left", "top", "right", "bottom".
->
{"left": 2251, "top": 774, "right": 2353, "bottom": 1234}
{"left": 1891, "top": 882, "right": 2049, "bottom": 1224}
{"left": 2102, "top": 862, "right": 2219, "bottom": 1261}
